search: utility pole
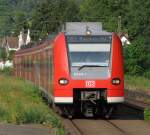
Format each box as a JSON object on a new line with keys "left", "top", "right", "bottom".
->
{"left": 117, "top": 16, "right": 122, "bottom": 34}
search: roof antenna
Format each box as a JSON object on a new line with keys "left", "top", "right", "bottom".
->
{"left": 86, "top": 25, "right": 92, "bottom": 35}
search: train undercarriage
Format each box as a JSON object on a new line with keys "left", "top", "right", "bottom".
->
{"left": 56, "top": 89, "right": 115, "bottom": 119}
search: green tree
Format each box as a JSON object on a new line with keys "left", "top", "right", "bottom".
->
{"left": 0, "top": 47, "right": 7, "bottom": 62}
{"left": 31, "top": 0, "right": 80, "bottom": 40}
{"left": 8, "top": 50, "right": 16, "bottom": 61}
{"left": 80, "top": 0, "right": 128, "bottom": 32}
{"left": 124, "top": 0, "right": 150, "bottom": 40}
{"left": 124, "top": 37, "right": 148, "bottom": 75}
{"left": 0, "top": 0, "right": 40, "bottom": 37}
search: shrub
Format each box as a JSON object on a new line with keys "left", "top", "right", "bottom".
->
{"left": 8, "top": 50, "right": 16, "bottom": 61}
{"left": 0, "top": 75, "right": 66, "bottom": 134}
{"left": 0, "top": 106, "right": 7, "bottom": 120}
{"left": 144, "top": 70, "right": 150, "bottom": 80}
{"left": 144, "top": 109, "right": 150, "bottom": 121}
{"left": 0, "top": 67, "right": 13, "bottom": 75}
{"left": 22, "top": 106, "right": 50, "bottom": 124}
{"left": 124, "top": 37, "right": 148, "bottom": 76}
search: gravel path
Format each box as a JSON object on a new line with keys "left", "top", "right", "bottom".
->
{"left": 0, "top": 124, "right": 54, "bottom": 135}
{"left": 63, "top": 104, "right": 150, "bottom": 135}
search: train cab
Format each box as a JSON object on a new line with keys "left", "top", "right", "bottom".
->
{"left": 53, "top": 22, "right": 124, "bottom": 118}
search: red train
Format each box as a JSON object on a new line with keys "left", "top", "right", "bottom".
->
{"left": 14, "top": 22, "right": 124, "bottom": 118}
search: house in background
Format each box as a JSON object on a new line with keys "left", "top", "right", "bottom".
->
{"left": 0, "top": 29, "right": 31, "bottom": 69}
{"left": 119, "top": 33, "right": 131, "bottom": 46}
{"left": 0, "top": 29, "right": 31, "bottom": 56}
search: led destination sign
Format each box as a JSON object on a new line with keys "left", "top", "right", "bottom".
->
{"left": 66, "top": 35, "right": 112, "bottom": 43}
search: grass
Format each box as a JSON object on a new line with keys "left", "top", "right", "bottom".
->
{"left": 125, "top": 75, "right": 150, "bottom": 121}
{"left": 125, "top": 75, "right": 150, "bottom": 92}
{"left": 0, "top": 74, "right": 66, "bottom": 135}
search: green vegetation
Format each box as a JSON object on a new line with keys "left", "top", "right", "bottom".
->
{"left": 31, "top": 0, "right": 80, "bottom": 40}
{"left": 0, "top": 0, "right": 149, "bottom": 89}
{"left": 124, "top": 38, "right": 150, "bottom": 78}
{"left": 0, "top": 47, "right": 7, "bottom": 61}
{"left": 8, "top": 50, "right": 16, "bottom": 61}
{"left": 0, "top": 67, "right": 13, "bottom": 76}
{"left": 0, "top": 0, "right": 149, "bottom": 79}
{"left": 144, "top": 109, "right": 150, "bottom": 121}
{"left": 80, "top": 0, "right": 150, "bottom": 78}
{"left": 0, "top": 0, "right": 80, "bottom": 39}
{"left": 0, "top": 74, "right": 65, "bottom": 135}
{"left": 0, "top": 48, "right": 16, "bottom": 62}
{"left": 125, "top": 75, "right": 150, "bottom": 92}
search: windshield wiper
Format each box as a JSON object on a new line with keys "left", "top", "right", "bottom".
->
{"left": 78, "top": 65, "right": 107, "bottom": 71}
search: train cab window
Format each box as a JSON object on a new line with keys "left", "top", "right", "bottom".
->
{"left": 68, "top": 43, "right": 110, "bottom": 67}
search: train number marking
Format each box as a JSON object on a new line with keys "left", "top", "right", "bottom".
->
{"left": 85, "top": 81, "right": 95, "bottom": 88}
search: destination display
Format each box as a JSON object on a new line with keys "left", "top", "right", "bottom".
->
{"left": 66, "top": 35, "right": 112, "bottom": 43}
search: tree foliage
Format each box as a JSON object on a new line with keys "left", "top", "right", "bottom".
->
{"left": 31, "top": 0, "right": 80, "bottom": 40}
{"left": 0, "top": 0, "right": 40, "bottom": 36}
{"left": 0, "top": 47, "right": 7, "bottom": 62}
{"left": 80, "top": 0, "right": 150, "bottom": 77}
{"left": 80, "top": 0, "right": 128, "bottom": 32}
{"left": 124, "top": 37, "right": 150, "bottom": 76}
{"left": 0, "top": 0, "right": 149, "bottom": 77}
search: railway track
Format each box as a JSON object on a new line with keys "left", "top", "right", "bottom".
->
{"left": 62, "top": 116, "right": 150, "bottom": 135}
{"left": 62, "top": 100, "right": 150, "bottom": 135}
{"left": 63, "top": 118, "right": 128, "bottom": 135}
{"left": 125, "top": 97, "right": 150, "bottom": 110}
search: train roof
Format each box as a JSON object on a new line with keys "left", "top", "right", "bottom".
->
{"left": 63, "top": 22, "right": 112, "bottom": 36}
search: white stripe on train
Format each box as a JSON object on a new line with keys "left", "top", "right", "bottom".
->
{"left": 107, "top": 97, "right": 124, "bottom": 103}
{"left": 54, "top": 97, "right": 124, "bottom": 103}
{"left": 54, "top": 97, "right": 73, "bottom": 103}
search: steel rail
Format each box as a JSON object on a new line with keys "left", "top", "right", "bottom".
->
{"left": 125, "top": 97, "right": 150, "bottom": 111}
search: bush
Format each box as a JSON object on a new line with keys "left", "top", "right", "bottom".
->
{"left": 124, "top": 37, "right": 148, "bottom": 76}
{"left": 0, "top": 106, "right": 7, "bottom": 120}
{"left": 8, "top": 50, "right": 16, "bottom": 61}
{"left": 0, "top": 75, "right": 66, "bottom": 134}
{"left": 0, "top": 67, "right": 13, "bottom": 75}
{"left": 144, "top": 109, "right": 150, "bottom": 121}
{"left": 144, "top": 70, "right": 150, "bottom": 80}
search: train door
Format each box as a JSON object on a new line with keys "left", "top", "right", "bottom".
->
{"left": 24, "top": 56, "right": 27, "bottom": 80}
{"left": 32, "top": 54, "right": 35, "bottom": 83}
{"left": 49, "top": 47, "right": 53, "bottom": 95}
{"left": 43, "top": 49, "right": 47, "bottom": 91}
{"left": 45, "top": 49, "right": 49, "bottom": 92}
{"left": 19, "top": 57, "right": 21, "bottom": 77}
{"left": 40, "top": 52, "right": 43, "bottom": 87}
{"left": 35, "top": 53, "right": 40, "bottom": 87}
{"left": 22, "top": 56, "right": 25, "bottom": 78}
{"left": 28, "top": 55, "right": 31, "bottom": 81}
{"left": 26, "top": 55, "right": 29, "bottom": 80}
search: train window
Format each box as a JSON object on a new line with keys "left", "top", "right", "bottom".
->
{"left": 68, "top": 43, "right": 110, "bottom": 67}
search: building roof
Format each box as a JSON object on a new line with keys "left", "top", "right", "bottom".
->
{"left": 0, "top": 37, "right": 18, "bottom": 49}
{"left": 7, "top": 37, "right": 18, "bottom": 49}
{"left": 0, "top": 38, "right": 6, "bottom": 48}
{"left": 0, "top": 38, "right": 3, "bottom": 47}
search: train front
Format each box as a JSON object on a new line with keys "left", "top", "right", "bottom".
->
{"left": 53, "top": 22, "right": 124, "bottom": 118}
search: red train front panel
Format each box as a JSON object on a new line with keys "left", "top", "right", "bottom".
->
{"left": 53, "top": 33, "right": 124, "bottom": 104}
{"left": 14, "top": 31, "right": 124, "bottom": 117}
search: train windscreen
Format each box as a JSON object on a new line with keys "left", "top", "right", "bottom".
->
{"left": 68, "top": 43, "right": 110, "bottom": 67}
{"left": 66, "top": 35, "right": 112, "bottom": 79}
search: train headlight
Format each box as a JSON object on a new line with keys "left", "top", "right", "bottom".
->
{"left": 59, "top": 78, "right": 69, "bottom": 85}
{"left": 112, "top": 78, "right": 121, "bottom": 85}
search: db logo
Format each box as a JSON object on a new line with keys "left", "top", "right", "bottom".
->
{"left": 85, "top": 81, "right": 95, "bottom": 88}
